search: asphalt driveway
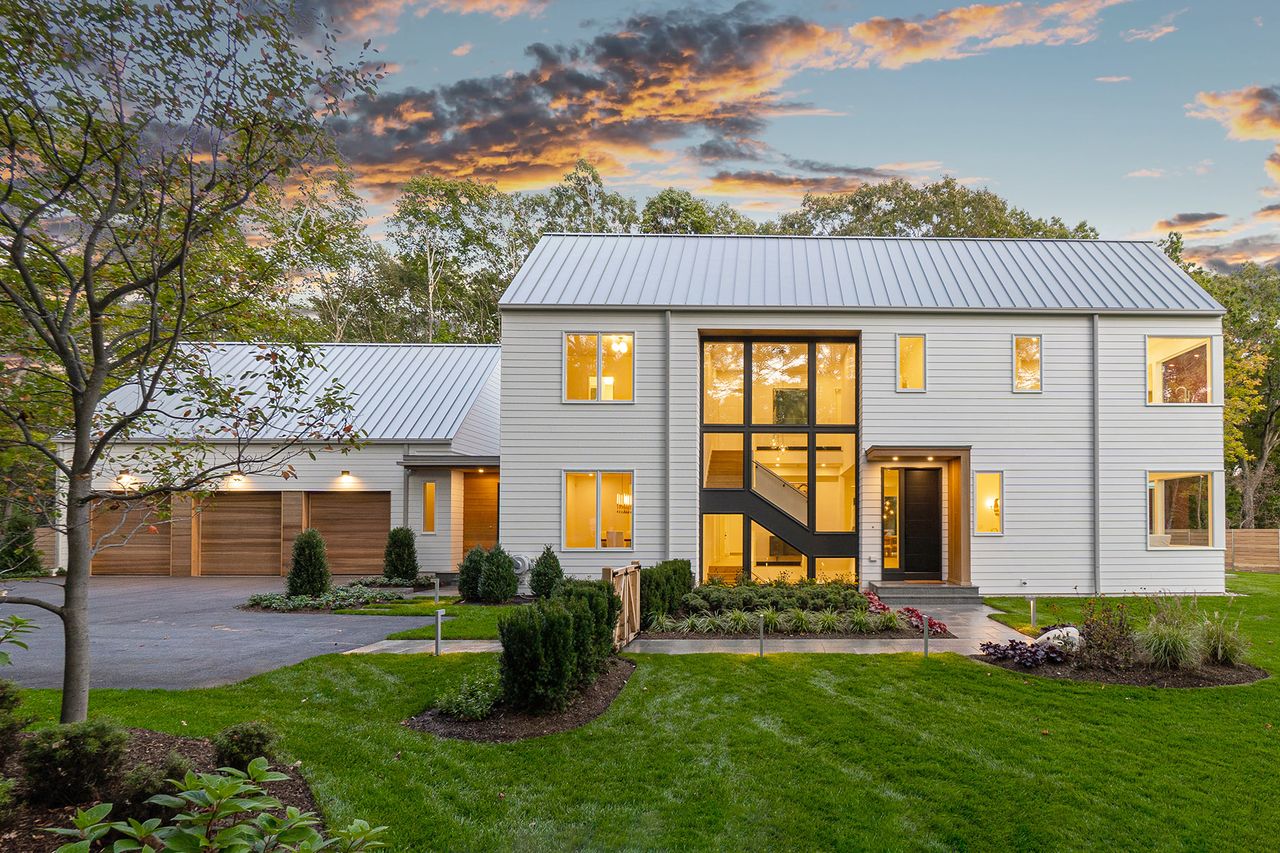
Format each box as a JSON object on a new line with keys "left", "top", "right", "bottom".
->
{"left": 0, "top": 577, "right": 435, "bottom": 689}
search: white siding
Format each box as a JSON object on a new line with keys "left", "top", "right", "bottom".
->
{"left": 450, "top": 367, "right": 501, "bottom": 456}
{"left": 406, "top": 469, "right": 462, "bottom": 573}
{"left": 500, "top": 307, "right": 1225, "bottom": 595}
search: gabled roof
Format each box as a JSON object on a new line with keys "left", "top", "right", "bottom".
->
{"left": 500, "top": 234, "right": 1223, "bottom": 314}
{"left": 118, "top": 343, "right": 500, "bottom": 443}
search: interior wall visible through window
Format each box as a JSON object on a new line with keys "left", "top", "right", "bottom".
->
{"left": 1148, "top": 471, "right": 1213, "bottom": 547}
{"left": 1147, "top": 336, "right": 1211, "bottom": 404}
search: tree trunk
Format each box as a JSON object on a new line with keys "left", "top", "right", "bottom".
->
{"left": 1239, "top": 473, "right": 1258, "bottom": 530}
{"left": 59, "top": 474, "right": 93, "bottom": 723}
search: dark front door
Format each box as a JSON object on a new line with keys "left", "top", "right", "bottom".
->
{"left": 901, "top": 468, "right": 942, "bottom": 580}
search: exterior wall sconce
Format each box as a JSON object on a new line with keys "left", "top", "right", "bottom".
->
{"left": 117, "top": 471, "right": 137, "bottom": 492}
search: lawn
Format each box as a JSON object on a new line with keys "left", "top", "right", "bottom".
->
{"left": 337, "top": 597, "right": 517, "bottom": 640}
{"left": 985, "top": 587, "right": 1238, "bottom": 636}
{"left": 16, "top": 572, "right": 1280, "bottom": 850}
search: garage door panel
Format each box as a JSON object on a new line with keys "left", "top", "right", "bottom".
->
{"left": 307, "top": 491, "right": 390, "bottom": 574}
{"left": 200, "top": 493, "right": 282, "bottom": 575}
{"left": 91, "top": 498, "right": 171, "bottom": 575}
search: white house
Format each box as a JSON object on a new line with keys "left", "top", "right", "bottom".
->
{"left": 496, "top": 234, "right": 1226, "bottom": 597}
{"left": 59, "top": 343, "right": 500, "bottom": 578}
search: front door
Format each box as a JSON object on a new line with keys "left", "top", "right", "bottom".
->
{"left": 882, "top": 468, "right": 942, "bottom": 581}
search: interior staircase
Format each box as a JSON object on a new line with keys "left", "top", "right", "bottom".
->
{"left": 868, "top": 581, "right": 982, "bottom": 606}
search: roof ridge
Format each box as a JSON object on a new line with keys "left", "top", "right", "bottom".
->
{"left": 540, "top": 233, "right": 1156, "bottom": 244}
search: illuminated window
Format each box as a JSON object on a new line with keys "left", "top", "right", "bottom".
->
{"left": 564, "top": 333, "right": 634, "bottom": 402}
{"left": 751, "top": 433, "right": 808, "bottom": 523}
{"left": 702, "top": 514, "right": 743, "bottom": 583}
{"left": 703, "top": 433, "right": 744, "bottom": 489}
{"left": 422, "top": 481, "right": 436, "bottom": 533}
{"left": 703, "top": 342, "right": 744, "bottom": 423}
{"left": 1148, "top": 472, "right": 1214, "bottom": 547}
{"left": 975, "top": 471, "right": 1003, "bottom": 535}
{"left": 1147, "top": 337, "right": 1211, "bottom": 404}
{"left": 897, "top": 334, "right": 925, "bottom": 391}
{"left": 564, "top": 470, "right": 633, "bottom": 549}
{"left": 1013, "top": 335, "right": 1042, "bottom": 392}
{"left": 816, "top": 342, "right": 856, "bottom": 424}
{"left": 750, "top": 521, "right": 806, "bottom": 582}
{"left": 752, "top": 342, "right": 808, "bottom": 424}
{"left": 815, "top": 557, "right": 856, "bottom": 583}
{"left": 815, "top": 434, "right": 856, "bottom": 532}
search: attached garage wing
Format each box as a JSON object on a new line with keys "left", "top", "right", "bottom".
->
{"left": 199, "top": 493, "right": 283, "bottom": 575}
{"left": 91, "top": 498, "right": 171, "bottom": 575}
{"left": 306, "top": 491, "right": 390, "bottom": 575}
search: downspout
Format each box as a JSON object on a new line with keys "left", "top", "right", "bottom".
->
{"left": 664, "top": 309, "right": 672, "bottom": 559}
{"left": 1092, "top": 314, "right": 1102, "bottom": 594}
{"left": 402, "top": 445, "right": 410, "bottom": 529}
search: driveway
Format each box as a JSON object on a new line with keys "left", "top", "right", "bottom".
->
{"left": 0, "top": 577, "right": 435, "bottom": 690}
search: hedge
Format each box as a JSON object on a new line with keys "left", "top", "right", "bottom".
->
{"left": 639, "top": 558, "right": 693, "bottom": 621}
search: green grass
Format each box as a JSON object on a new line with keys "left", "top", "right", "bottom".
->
{"left": 16, "top": 572, "right": 1280, "bottom": 850}
{"left": 336, "top": 597, "right": 520, "bottom": 640}
{"left": 985, "top": 588, "right": 1237, "bottom": 636}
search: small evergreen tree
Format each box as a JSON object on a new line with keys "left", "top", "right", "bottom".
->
{"left": 457, "top": 546, "right": 486, "bottom": 601}
{"left": 478, "top": 545, "right": 519, "bottom": 603}
{"left": 383, "top": 527, "right": 418, "bottom": 583}
{"left": 0, "top": 511, "right": 43, "bottom": 576}
{"left": 528, "top": 545, "right": 563, "bottom": 598}
{"left": 286, "top": 529, "right": 330, "bottom": 597}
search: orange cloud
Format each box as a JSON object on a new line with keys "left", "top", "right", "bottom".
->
{"left": 1183, "top": 235, "right": 1280, "bottom": 272}
{"left": 1121, "top": 9, "right": 1185, "bottom": 42}
{"left": 451, "top": 42, "right": 472, "bottom": 56}
{"left": 1096, "top": 75, "right": 1131, "bottom": 83}
{"left": 1154, "top": 212, "right": 1228, "bottom": 232}
{"left": 1189, "top": 84, "right": 1280, "bottom": 191}
{"left": 1257, "top": 204, "right": 1280, "bottom": 222}
{"left": 416, "top": 0, "right": 545, "bottom": 19}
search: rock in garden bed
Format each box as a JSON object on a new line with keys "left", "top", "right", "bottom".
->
{"left": 0, "top": 728, "right": 317, "bottom": 853}
{"left": 405, "top": 658, "right": 635, "bottom": 743}
{"left": 974, "top": 655, "right": 1269, "bottom": 688}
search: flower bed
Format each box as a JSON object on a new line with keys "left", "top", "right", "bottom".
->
{"left": 242, "top": 583, "right": 406, "bottom": 612}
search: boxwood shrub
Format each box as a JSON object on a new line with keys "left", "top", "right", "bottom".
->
{"left": 528, "top": 545, "right": 563, "bottom": 598}
{"left": 286, "top": 528, "right": 330, "bottom": 597}
{"left": 477, "top": 545, "right": 519, "bottom": 603}
{"left": 382, "top": 526, "right": 419, "bottom": 583}
{"left": 640, "top": 558, "right": 693, "bottom": 621}
{"left": 457, "top": 546, "right": 486, "bottom": 602}
{"left": 20, "top": 719, "right": 128, "bottom": 806}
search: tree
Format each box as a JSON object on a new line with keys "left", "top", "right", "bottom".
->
{"left": 527, "top": 160, "right": 637, "bottom": 235}
{"left": 767, "top": 177, "right": 1097, "bottom": 238}
{"left": 641, "top": 188, "right": 713, "bottom": 234}
{"left": 0, "top": 0, "right": 375, "bottom": 721}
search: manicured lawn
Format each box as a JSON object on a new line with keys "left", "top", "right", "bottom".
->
{"left": 986, "top": 586, "right": 1238, "bottom": 636}
{"left": 337, "top": 597, "right": 518, "bottom": 640}
{"left": 17, "top": 572, "right": 1280, "bottom": 850}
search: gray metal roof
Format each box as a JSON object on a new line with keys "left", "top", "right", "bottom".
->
{"left": 500, "top": 234, "right": 1223, "bottom": 314}
{"left": 121, "top": 343, "right": 499, "bottom": 443}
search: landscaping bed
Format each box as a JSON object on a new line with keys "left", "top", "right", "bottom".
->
{"left": 1, "top": 728, "right": 316, "bottom": 853}
{"left": 406, "top": 658, "right": 635, "bottom": 742}
{"left": 975, "top": 655, "right": 1268, "bottom": 687}
{"left": 241, "top": 582, "right": 408, "bottom": 613}
{"left": 640, "top": 627, "right": 951, "bottom": 640}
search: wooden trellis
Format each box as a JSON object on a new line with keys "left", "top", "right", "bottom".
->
{"left": 603, "top": 561, "right": 641, "bottom": 648}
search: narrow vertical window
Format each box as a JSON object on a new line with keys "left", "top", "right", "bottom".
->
{"left": 564, "top": 472, "right": 597, "bottom": 548}
{"left": 975, "top": 471, "right": 1004, "bottom": 535}
{"left": 702, "top": 514, "right": 743, "bottom": 583}
{"left": 752, "top": 342, "right": 808, "bottom": 424}
{"left": 815, "top": 434, "right": 857, "bottom": 531}
{"left": 816, "top": 342, "right": 857, "bottom": 423}
{"left": 422, "top": 481, "right": 436, "bottom": 533}
{"left": 897, "top": 335, "right": 925, "bottom": 391}
{"left": 703, "top": 342, "right": 744, "bottom": 423}
{"left": 565, "top": 334, "right": 599, "bottom": 401}
{"left": 600, "top": 333, "right": 634, "bottom": 401}
{"left": 1013, "top": 335, "right": 1042, "bottom": 392}
{"left": 703, "top": 433, "right": 744, "bottom": 488}
{"left": 600, "top": 471, "right": 633, "bottom": 548}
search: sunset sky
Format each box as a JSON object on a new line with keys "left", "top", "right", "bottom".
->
{"left": 310, "top": 0, "right": 1280, "bottom": 270}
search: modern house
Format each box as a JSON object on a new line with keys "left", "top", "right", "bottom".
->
{"left": 497, "top": 234, "right": 1226, "bottom": 596}
{"left": 58, "top": 344, "right": 500, "bottom": 577}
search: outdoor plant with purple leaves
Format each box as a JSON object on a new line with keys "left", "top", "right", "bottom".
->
{"left": 898, "top": 607, "right": 948, "bottom": 637}
{"left": 980, "top": 639, "right": 1070, "bottom": 668}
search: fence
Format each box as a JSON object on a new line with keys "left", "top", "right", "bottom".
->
{"left": 603, "top": 561, "right": 641, "bottom": 649}
{"left": 35, "top": 527, "right": 56, "bottom": 567}
{"left": 1226, "top": 529, "right": 1280, "bottom": 572}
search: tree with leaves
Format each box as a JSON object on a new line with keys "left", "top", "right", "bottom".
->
{"left": 527, "top": 160, "right": 638, "bottom": 235}
{"left": 0, "top": 0, "right": 376, "bottom": 722}
{"left": 641, "top": 187, "right": 757, "bottom": 235}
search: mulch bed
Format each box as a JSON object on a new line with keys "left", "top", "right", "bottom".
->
{"left": 974, "top": 656, "right": 1270, "bottom": 687}
{"left": 1, "top": 728, "right": 316, "bottom": 853}
{"left": 405, "top": 657, "right": 635, "bottom": 743}
{"left": 638, "top": 628, "right": 955, "bottom": 640}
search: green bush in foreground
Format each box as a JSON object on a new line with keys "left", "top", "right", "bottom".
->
{"left": 436, "top": 668, "right": 502, "bottom": 720}
{"left": 211, "top": 721, "right": 279, "bottom": 771}
{"left": 640, "top": 558, "right": 693, "bottom": 620}
{"left": 287, "top": 528, "right": 330, "bottom": 597}
{"left": 457, "top": 546, "right": 486, "bottom": 602}
{"left": 383, "top": 526, "right": 419, "bottom": 583}
{"left": 528, "top": 545, "right": 563, "bottom": 598}
{"left": 0, "top": 676, "right": 30, "bottom": 769}
{"left": 498, "top": 602, "right": 577, "bottom": 712}
{"left": 478, "top": 545, "right": 519, "bottom": 603}
{"left": 20, "top": 719, "right": 129, "bottom": 806}
{"left": 246, "top": 583, "right": 404, "bottom": 612}
{"left": 1200, "top": 611, "right": 1249, "bottom": 666}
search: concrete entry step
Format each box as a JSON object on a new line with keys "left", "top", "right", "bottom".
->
{"left": 868, "top": 581, "right": 983, "bottom": 606}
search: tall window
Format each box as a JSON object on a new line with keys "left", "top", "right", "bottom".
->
{"left": 1147, "top": 337, "right": 1210, "bottom": 404}
{"left": 564, "top": 333, "right": 634, "bottom": 401}
{"left": 897, "top": 334, "right": 926, "bottom": 391}
{"left": 564, "top": 470, "right": 633, "bottom": 549}
{"left": 1013, "top": 335, "right": 1042, "bottom": 392}
{"left": 975, "top": 471, "right": 1003, "bottom": 535}
{"left": 703, "top": 342, "right": 743, "bottom": 423}
{"left": 1148, "top": 472, "right": 1213, "bottom": 547}
{"left": 422, "top": 482, "right": 436, "bottom": 533}
{"left": 752, "top": 343, "right": 808, "bottom": 424}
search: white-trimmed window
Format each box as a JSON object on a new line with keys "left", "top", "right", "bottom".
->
{"left": 974, "top": 471, "right": 1004, "bottom": 535}
{"left": 1146, "top": 336, "right": 1211, "bottom": 405}
{"left": 422, "top": 481, "right": 436, "bottom": 533}
{"left": 1148, "top": 471, "right": 1214, "bottom": 548}
{"left": 896, "top": 334, "right": 926, "bottom": 392}
{"left": 564, "top": 333, "right": 634, "bottom": 402}
{"left": 1013, "top": 335, "right": 1042, "bottom": 393}
{"left": 564, "top": 470, "right": 633, "bottom": 549}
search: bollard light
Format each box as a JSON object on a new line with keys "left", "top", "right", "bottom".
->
{"left": 435, "top": 609, "right": 445, "bottom": 656}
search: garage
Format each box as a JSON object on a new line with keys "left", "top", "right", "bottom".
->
{"left": 90, "top": 498, "right": 171, "bottom": 575}
{"left": 198, "top": 492, "right": 283, "bottom": 575}
{"left": 307, "top": 491, "right": 391, "bottom": 574}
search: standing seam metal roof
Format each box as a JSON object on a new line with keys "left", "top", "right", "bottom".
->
{"left": 498, "top": 234, "right": 1223, "bottom": 313}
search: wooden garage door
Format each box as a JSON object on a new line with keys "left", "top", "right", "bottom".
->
{"left": 199, "top": 493, "right": 282, "bottom": 575}
{"left": 91, "top": 498, "right": 171, "bottom": 575}
{"left": 306, "top": 491, "right": 391, "bottom": 575}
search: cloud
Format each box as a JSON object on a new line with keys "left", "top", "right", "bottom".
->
{"left": 1154, "top": 212, "right": 1228, "bottom": 231}
{"left": 451, "top": 42, "right": 472, "bottom": 56}
{"left": 1183, "top": 234, "right": 1280, "bottom": 272}
{"left": 705, "top": 169, "right": 877, "bottom": 196}
{"left": 1189, "top": 84, "right": 1280, "bottom": 191}
{"left": 1096, "top": 75, "right": 1130, "bottom": 83}
{"left": 1125, "top": 168, "right": 1163, "bottom": 178}
{"left": 1121, "top": 9, "right": 1185, "bottom": 42}
{"left": 419, "top": 0, "right": 546, "bottom": 18}
{"left": 1256, "top": 204, "right": 1280, "bottom": 222}
{"left": 296, "top": 0, "right": 543, "bottom": 38}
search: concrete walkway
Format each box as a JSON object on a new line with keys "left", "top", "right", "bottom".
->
{"left": 344, "top": 604, "right": 1025, "bottom": 656}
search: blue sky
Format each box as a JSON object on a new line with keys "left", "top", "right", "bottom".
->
{"left": 315, "top": 0, "right": 1280, "bottom": 269}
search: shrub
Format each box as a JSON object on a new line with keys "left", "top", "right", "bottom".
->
{"left": 20, "top": 719, "right": 128, "bottom": 806}
{"left": 529, "top": 545, "right": 563, "bottom": 598}
{"left": 1077, "top": 597, "right": 1137, "bottom": 670}
{"left": 782, "top": 607, "right": 812, "bottom": 633}
{"left": 555, "top": 579, "right": 621, "bottom": 679}
{"left": 382, "top": 527, "right": 419, "bottom": 583}
{"left": 0, "top": 676, "right": 30, "bottom": 769}
{"left": 245, "top": 583, "right": 403, "bottom": 612}
{"left": 211, "top": 721, "right": 279, "bottom": 771}
{"left": 498, "top": 601, "right": 577, "bottom": 712}
{"left": 1137, "top": 620, "right": 1202, "bottom": 669}
{"left": 757, "top": 608, "right": 783, "bottom": 633}
{"left": 114, "top": 750, "right": 194, "bottom": 819}
{"left": 436, "top": 667, "right": 502, "bottom": 721}
{"left": 898, "top": 607, "right": 949, "bottom": 637}
{"left": 457, "top": 546, "right": 486, "bottom": 602}
{"left": 1200, "top": 611, "right": 1249, "bottom": 666}
{"left": 721, "top": 608, "right": 754, "bottom": 633}
{"left": 0, "top": 510, "right": 42, "bottom": 576}
{"left": 478, "top": 545, "right": 519, "bottom": 603}
{"left": 980, "top": 639, "right": 1069, "bottom": 668}
{"left": 640, "top": 558, "right": 694, "bottom": 620}
{"left": 286, "top": 528, "right": 330, "bottom": 597}
{"left": 0, "top": 777, "right": 13, "bottom": 829}
{"left": 845, "top": 609, "right": 873, "bottom": 634}
{"left": 871, "top": 610, "right": 901, "bottom": 632}
{"left": 814, "top": 609, "right": 841, "bottom": 634}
